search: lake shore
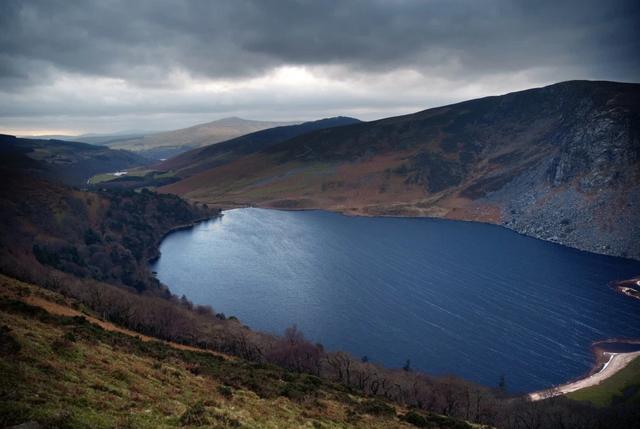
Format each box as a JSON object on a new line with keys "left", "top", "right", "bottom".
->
{"left": 528, "top": 339, "right": 640, "bottom": 401}
{"left": 612, "top": 277, "right": 640, "bottom": 301}
{"left": 193, "top": 200, "right": 640, "bottom": 263}
{"left": 147, "top": 212, "right": 222, "bottom": 264}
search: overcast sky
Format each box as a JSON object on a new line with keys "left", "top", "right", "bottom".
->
{"left": 1, "top": 0, "right": 638, "bottom": 136}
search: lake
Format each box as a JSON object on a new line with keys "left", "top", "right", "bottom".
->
{"left": 151, "top": 208, "right": 640, "bottom": 392}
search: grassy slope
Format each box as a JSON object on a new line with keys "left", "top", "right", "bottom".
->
{"left": 0, "top": 275, "right": 474, "bottom": 429}
{"left": 88, "top": 169, "right": 176, "bottom": 187}
{"left": 567, "top": 357, "right": 640, "bottom": 407}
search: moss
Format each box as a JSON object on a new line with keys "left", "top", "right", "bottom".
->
{"left": 355, "top": 399, "right": 396, "bottom": 416}
{"left": 180, "top": 401, "right": 207, "bottom": 425}
{"left": 0, "top": 325, "right": 21, "bottom": 355}
{"left": 0, "top": 299, "right": 55, "bottom": 322}
{"left": 218, "top": 384, "right": 234, "bottom": 399}
{"left": 401, "top": 411, "right": 472, "bottom": 428}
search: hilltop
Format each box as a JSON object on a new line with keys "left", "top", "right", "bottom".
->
{"left": 158, "top": 116, "right": 361, "bottom": 177}
{"left": 105, "top": 117, "right": 300, "bottom": 159}
{"left": 157, "top": 81, "right": 640, "bottom": 260}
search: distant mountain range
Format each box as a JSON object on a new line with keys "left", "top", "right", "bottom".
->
{"left": 157, "top": 81, "right": 640, "bottom": 260}
{"left": 22, "top": 130, "right": 153, "bottom": 146}
{"left": 104, "top": 117, "right": 301, "bottom": 159}
{"left": 0, "top": 134, "right": 149, "bottom": 186}
{"left": 28, "top": 117, "right": 302, "bottom": 159}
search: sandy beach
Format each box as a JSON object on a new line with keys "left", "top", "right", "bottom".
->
{"left": 528, "top": 349, "right": 640, "bottom": 401}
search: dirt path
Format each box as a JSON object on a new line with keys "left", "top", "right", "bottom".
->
{"left": 23, "top": 295, "right": 232, "bottom": 360}
{"left": 528, "top": 351, "right": 640, "bottom": 401}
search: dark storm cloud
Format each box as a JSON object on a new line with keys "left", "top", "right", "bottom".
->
{"left": 1, "top": 0, "right": 638, "bottom": 89}
{"left": 0, "top": 0, "right": 638, "bottom": 133}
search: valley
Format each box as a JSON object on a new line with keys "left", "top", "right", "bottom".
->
{"left": 2, "top": 113, "right": 639, "bottom": 427}
{"left": 3, "top": 2, "right": 639, "bottom": 427}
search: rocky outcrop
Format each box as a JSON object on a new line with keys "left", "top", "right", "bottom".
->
{"left": 487, "top": 83, "right": 640, "bottom": 259}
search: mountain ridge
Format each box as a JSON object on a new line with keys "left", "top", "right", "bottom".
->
{"left": 158, "top": 116, "right": 361, "bottom": 178}
{"left": 158, "top": 80, "right": 640, "bottom": 260}
{"left": 106, "top": 117, "right": 301, "bottom": 159}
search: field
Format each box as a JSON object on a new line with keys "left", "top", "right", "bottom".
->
{"left": 567, "top": 356, "right": 640, "bottom": 407}
{"left": 88, "top": 169, "right": 177, "bottom": 187}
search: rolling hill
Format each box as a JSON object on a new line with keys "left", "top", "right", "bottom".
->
{"left": 158, "top": 116, "right": 361, "bottom": 178}
{"left": 158, "top": 81, "right": 640, "bottom": 260}
{"left": 0, "top": 134, "right": 149, "bottom": 187}
{"left": 106, "top": 117, "right": 300, "bottom": 159}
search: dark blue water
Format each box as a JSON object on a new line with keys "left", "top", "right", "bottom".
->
{"left": 151, "top": 208, "right": 640, "bottom": 392}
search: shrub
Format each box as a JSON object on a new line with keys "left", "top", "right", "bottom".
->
{"left": 402, "top": 411, "right": 472, "bottom": 429}
{"left": 0, "top": 325, "right": 21, "bottom": 355}
{"left": 180, "top": 401, "right": 207, "bottom": 426}
{"left": 356, "top": 398, "right": 395, "bottom": 416}
{"left": 218, "top": 384, "right": 233, "bottom": 399}
{"left": 403, "top": 411, "right": 428, "bottom": 427}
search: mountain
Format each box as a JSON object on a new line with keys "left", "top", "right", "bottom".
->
{"left": 22, "top": 131, "right": 151, "bottom": 146}
{"left": 159, "top": 81, "right": 640, "bottom": 260}
{"left": 106, "top": 117, "right": 300, "bottom": 159}
{"left": 0, "top": 134, "right": 149, "bottom": 187}
{"left": 158, "top": 116, "right": 361, "bottom": 178}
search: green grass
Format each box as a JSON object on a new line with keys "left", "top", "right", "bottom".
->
{"left": 567, "top": 356, "right": 640, "bottom": 407}
{"left": 87, "top": 173, "right": 119, "bottom": 184}
{"left": 88, "top": 169, "right": 176, "bottom": 185}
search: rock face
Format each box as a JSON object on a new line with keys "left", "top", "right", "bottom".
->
{"left": 159, "top": 81, "right": 640, "bottom": 260}
{"left": 486, "top": 82, "right": 640, "bottom": 259}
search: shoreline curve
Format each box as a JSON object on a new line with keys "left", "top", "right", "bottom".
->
{"left": 528, "top": 340, "right": 640, "bottom": 401}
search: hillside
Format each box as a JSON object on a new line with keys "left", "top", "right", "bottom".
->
{"left": 106, "top": 117, "right": 300, "bottom": 159}
{"left": 158, "top": 81, "right": 640, "bottom": 260}
{"left": 0, "top": 159, "right": 213, "bottom": 292}
{"left": 157, "top": 116, "right": 361, "bottom": 177}
{"left": 0, "top": 275, "right": 466, "bottom": 429}
{"left": 0, "top": 134, "right": 149, "bottom": 187}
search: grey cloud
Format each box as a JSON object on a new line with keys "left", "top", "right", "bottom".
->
{"left": 1, "top": 0, "right": 638, "bottom": 88}
{"left": 0, "top": 0, "right": 638, "bottom": 133}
